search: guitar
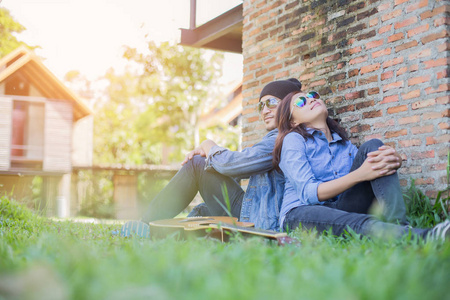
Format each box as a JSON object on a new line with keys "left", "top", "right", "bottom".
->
{"left": 149, "top": 216, "right": 299, "bottom": 246}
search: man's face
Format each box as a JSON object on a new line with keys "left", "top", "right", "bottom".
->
{"left": 258, "top": 95, "right": 281, "bottom": 131}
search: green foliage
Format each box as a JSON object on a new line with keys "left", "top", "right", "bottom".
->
{"left": 90, "top": 41, "right": 227, "bottom": 165}
{"left": 403, "top": 153, "right": 450, "bottom": 228}
{"left": 0, "top": 8, "right": 36, "bottom": 57}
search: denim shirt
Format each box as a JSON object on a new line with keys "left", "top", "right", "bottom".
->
{"left": 205, "top": 129, "right": 285, "bottom": 231}
{"left": 279, "top": 129, "right": 358, "bottom": 228}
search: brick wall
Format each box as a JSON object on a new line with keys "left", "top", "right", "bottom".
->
{"left": 242, "top": 0, "right": 449, "bottom": 196}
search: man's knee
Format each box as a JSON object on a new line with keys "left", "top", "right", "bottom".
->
{"left": 183, "top": 155, "right": 207, "bottom": 172}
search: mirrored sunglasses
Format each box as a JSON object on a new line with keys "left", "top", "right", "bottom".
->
{"left": 258, "top": 97, "right": 280, "bottom": 113}
{"left": 292, "top": 91, "right": 320, "bottom": 108}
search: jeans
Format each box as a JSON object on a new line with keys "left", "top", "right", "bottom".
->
{"left": 329, "top": 139, "right": 407, "bottom": 225}
{"left": 283, "top": 140, "right": 429, "bottom": 239}
{"left": 141, "top": 155, "right": 244, "bottom": 223}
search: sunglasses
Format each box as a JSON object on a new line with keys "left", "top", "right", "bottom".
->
{"left": 289, "top": 91, "right": 320, "bottom": 119}
{"left": 258, "top": 97, "right": 280, "bottom": 113}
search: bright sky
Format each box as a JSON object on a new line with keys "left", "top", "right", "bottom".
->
{"left": 2, "top": 0, "right": 243, "bottom": 85}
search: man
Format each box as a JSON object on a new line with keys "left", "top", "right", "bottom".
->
{"left": 121, "top": 78, "right": 303, "bottom": 237}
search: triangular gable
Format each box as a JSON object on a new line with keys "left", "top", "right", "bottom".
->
{"left": 0, "top": 46, "right": 91, "bottom": 120}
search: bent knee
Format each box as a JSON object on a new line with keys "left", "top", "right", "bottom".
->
{"left": 360, "top": 139, "right": 384, "bottom": 152}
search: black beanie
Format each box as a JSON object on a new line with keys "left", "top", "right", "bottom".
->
{"left": 259, "top": 78, "right": 302, "bottom": 101}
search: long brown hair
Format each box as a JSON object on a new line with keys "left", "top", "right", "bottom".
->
{"left": 272, "top": 92, "right": 349, "bottom": 171}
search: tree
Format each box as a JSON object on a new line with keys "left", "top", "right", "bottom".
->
{"left": 0, "top": 8, "right": 35, "bottom": 57}
{"left": 93, "top": 41, "right": 226, "bottom": 165}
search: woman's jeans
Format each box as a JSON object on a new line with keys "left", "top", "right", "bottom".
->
{"left": 141, "top": 155, "right": 244, "bottom": 223}
{"left": 284, "top": 139, "right": 429, "bottom": 239}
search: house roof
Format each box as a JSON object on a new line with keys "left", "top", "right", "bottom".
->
{"left": 180, "top": 4, "right": 243, "bottom": 53}
{"left": 0, "top": 46, "right": 92, "bottom": 120}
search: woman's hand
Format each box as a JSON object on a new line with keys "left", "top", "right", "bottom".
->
{"left": 356, "top": 157, "right": 396, "bottom": 182}
{"left": 366, "top": 145, "right": 402, "bottom": 174}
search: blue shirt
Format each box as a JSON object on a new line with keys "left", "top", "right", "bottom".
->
{"left": 205, "top": 129, "right": 285, "bottom": 231}
{"left": 279, "top": 129, "right": 358, "bottom": 228}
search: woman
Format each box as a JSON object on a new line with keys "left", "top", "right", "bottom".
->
{"left": 273, "top": 90, "right": 449, "bottom": 241}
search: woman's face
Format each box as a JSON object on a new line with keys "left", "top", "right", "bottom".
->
{"left": 289, "top": 92, "right": 328, "bottom": 126}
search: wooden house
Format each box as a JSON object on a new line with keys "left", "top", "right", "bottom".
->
{"left": 0, "top": 46, "right": 93, "bottom": 217}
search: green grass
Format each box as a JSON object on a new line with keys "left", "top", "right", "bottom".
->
{"left": 1, "top": 195, "right": 450, "bottom": 300}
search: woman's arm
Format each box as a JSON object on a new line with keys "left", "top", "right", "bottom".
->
{"left": 316, "top": 156, "right": 392, "bottom": 201}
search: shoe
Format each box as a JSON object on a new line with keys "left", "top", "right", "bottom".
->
{"left": 120, "top": 220, "right": 150, "bottom": 238}
{"left": 427, "top": 220, "right": 450, "bottom": 241}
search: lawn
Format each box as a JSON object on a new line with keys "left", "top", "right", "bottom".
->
{"left": 1, "top": 195, "right": 450, "bottom": 300}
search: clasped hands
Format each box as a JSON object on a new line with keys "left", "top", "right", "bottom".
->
{"left": 363, "top": 145, "right": 402, "bottom": 177}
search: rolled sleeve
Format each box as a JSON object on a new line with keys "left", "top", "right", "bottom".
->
{"left": 205, "top": 129, "right": 277, "bottom": 177}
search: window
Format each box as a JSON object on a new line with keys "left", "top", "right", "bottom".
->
{"left": 11, "top": 100, "right": 45, "bottom": 169}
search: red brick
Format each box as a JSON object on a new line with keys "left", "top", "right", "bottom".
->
{"left": 426, "top": 135, "right": 450, "bottom": 145}
{"left": 421, "top": 30, "right": 449, "bottom": 44}
{"left": 349, "top": 55, "right": 369, "bottom": 65}
{"left": 348, "top": 69, "right": 359, "bottom": 77}
{"left": 399, "top": 139, "right": 421, "bottom": 147}
{"left": 425, "top": 84, "right": 450, "bottom": 94}
{"left": 411, "top": 125, "right": 434, "bottom": 134}
{"left": 359, "top": 75, "right": 378, "bottom": 85}
{"left": 356, "top": 100, "right": 375, "bottom": 110}
{"left": 437, "top": 96, "right": 450, "bottom": 105}
{"left": 438, "top": 122, "right": 450, "bottom": 129}
{"left": 387, "top": 105, "right": 408, "bottom": 114}
{"left": 434, "top": 16, "right": 450, "bottom": 27}
{"left": 406, "top": 0, "right": 428, "bottom": 12}
{"left": 378, "top": 2, "right": 391, "bottom": 11}
{"left": 408, "top": 75, "right": 431, "bottom": 86}
{"left": 399, "top": 115, "right": 420, "bottom": 124}
{"left": 388, "top": 32, "right": 404, "bottom": 43}
{"left": 414, "top": 178, "right": 435, "bottom": 185}
{"left": 382, "top": 9, "right": 402, "bottom": 22}
{"left": 300, "top": 72, "right": 315, "bottom": 81}
{"left": 423, "top": 57, "right": 449, "bottom": 69}
{"left": 395, "top": 16, "right": 418, "bottom": 29}
{"left": 374, "top": 119, "right": 395, "bottom": 128}
{"left": 420, "top": 5, "right": 449, "bottom": 19}
{"left": 394, "top": 0, "right": 409, "bottom": 5}
{"left": 412, "top": 99, "right": 436, "bottom": 109}
{"left": 338, "top": 81, "right": 357, "bottom": 91}
{"left": 372, "top": 48, "right": 391, "bottom": 58}
{"left": 351, "top": 124, "right": 371, "bottom": 133}
{"left": 407, "top": 24, "right": 430, "bottom": 38}
{"left": 402, "top": 89, "right": 421, "bottom": 100}
{"left": 423, "top": 112, "right": 442, "bottom": 120}
{"left": 363, "top": 110, "right": 382, "bottom": 118}
{"left": 396, "top": 67, "right": 407, "bottom": 76}
{"left": 366, "top": 39, "right": 384, "bottom": 50}
{"left": 383, "top": 57, "right": 404, "bottom": 68}
{"left": 381, "top": 94, "right": 399, "bottom": 104}
{"left": 399, "top": 165, "right": 422, "bottom": 174}
{"left": 337, "top": 105, "right": 355, "bottom": 114}
{"left": 383, "top": 81, "right": 404, "bottom": 91}
{"left": 385, "top": 129, "right": 407, "bottom": 138}
{"left": 410, "top": 150, "right": 435, "bottom": 159}
{"left": 379, "top": 24, "right": 392, "bottom": 34}
{"left": 409, "top": 48, "right": 432, "bottom": 60}
{"left": 345, "top": 91, "right": 365, "bottom": 100}
{"left": 368, "top": 87, "right": 379, "bottom": 95}
{"left": 381, "top": 70, "right": 394, "bottom": 80}
{"left": 395, "top": 40, "right": 418, "bottom": 52}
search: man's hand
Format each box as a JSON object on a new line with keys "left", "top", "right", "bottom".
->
{"left": 181, "top": 147, "right": 206, "bottom": 165}
{"left": 366, "top": 145, "right": 402, "bottom": 175}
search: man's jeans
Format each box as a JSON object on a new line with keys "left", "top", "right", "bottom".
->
{"left": 141, "top": 155, "right": 244, "bottom": 223}
{"left": 283, "top": 140, "right": 429, "bottom": 239}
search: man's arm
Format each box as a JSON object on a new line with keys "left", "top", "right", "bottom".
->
{"left": 205, "top": 130, "right": 277, "bottom": 178}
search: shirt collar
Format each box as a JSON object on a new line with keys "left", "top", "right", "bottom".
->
{"left": 306, "top": 127, "right": 343, "bottom": 143}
